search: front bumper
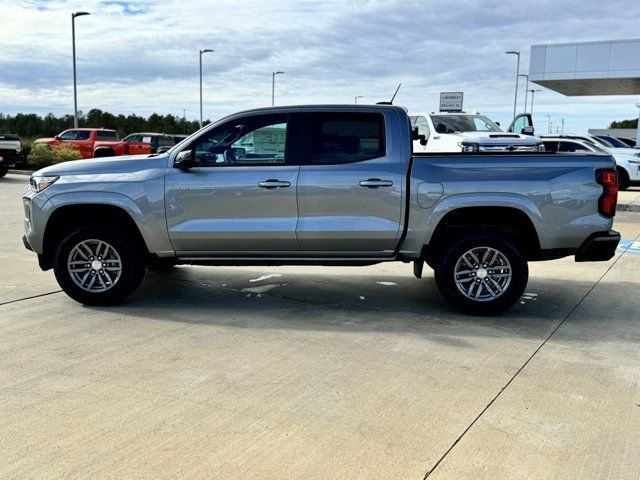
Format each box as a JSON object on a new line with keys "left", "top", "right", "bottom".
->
{"left": 575, "top": 230, "right": 620, "bottom": 262}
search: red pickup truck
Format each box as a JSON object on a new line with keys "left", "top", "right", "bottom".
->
{"left": 35, "top": 129, "right": 177, "bottom": 159}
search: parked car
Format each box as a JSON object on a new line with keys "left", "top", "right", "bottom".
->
{"left": 122, "top": 133, "right": 175, "bottom": 155}
{"left": 23, "top": 105, "right": 619, "bottom": 315}
{"left": 596, "top": 135, "right": 632, "bottom": 149}
{"left": 0, "top": 133, "right": 21, "bottom": 177}
{"left": 34, "top": 128, "right": 127, "bottom": 159}
{"left": 410, "top": 112, "right": 542, "bottom": 153}
{"left": 543, "top": 134, "right": 640, "bottom": 189}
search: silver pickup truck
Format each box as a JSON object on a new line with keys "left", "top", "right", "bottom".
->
{"left": 22, "top": 105, "right": 620, "bottom": 315}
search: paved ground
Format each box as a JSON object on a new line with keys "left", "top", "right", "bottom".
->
{"left": 1, "top": 174, "right": 639, "bottom": 479}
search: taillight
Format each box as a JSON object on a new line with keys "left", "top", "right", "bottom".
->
{"left": 596, "top": 169, "right": 618, "bottom": 218}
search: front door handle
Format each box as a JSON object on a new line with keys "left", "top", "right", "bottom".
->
{"left": 258, "top": 179, "right": 291, "bottom": 189}
{"left": 359, "top": 178, "right": 393, "bottom": 188}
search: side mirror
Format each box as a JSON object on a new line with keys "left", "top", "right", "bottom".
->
{"left": 521, "top": 126, "right": 535, "bottom": 135}
{"left": 54, "top": 135, "right": 60, "bottom": 140}
{"left": 495, "top": 121, "right": 501, "bottom": 127}
{"left": 173, "top": 149, "right": 197, "bottom": 170}
{"left": 229, "top": 147, "right": 246, "bottom": 161}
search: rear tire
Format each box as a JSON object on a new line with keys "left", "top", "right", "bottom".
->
{"left": 0, "top": 164, "right": 8, "bottom": 178}
{"left": 617, "top": 167, "right": 630, "bottom": 191}
{"left": 434, "top": 232, "right": 528, "bottom": 315}
{"left": 53, "top": 224, "right": 145, "bottom": 305}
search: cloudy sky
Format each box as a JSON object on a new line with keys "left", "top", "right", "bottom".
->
{"left": 1, "top": 0, "right": 639, "bottom": 133}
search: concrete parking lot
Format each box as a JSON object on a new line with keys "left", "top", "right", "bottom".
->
{"left": 1, "top": 173, "right": 639, "bottom": 479}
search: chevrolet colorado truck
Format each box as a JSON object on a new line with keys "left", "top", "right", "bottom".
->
{"left": 35, "top": 128, "right": 126, "bottom": 158}
{"left": 22, "top": 105, "right": 620, "bottom": 315}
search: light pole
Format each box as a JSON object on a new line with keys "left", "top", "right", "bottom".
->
{"left": 272, "top": 71, "right": 284, "bottom": 106}
{"left": 505, "top": 51, "right": 520, "bottom": 121}
{"left": 635, "top": 102, "right": 640, "bottom": 147}
{"left": 518, "top": 74, "right": 529, "bottom": 113}
{"left": 354, "top": 95, "right": 364, "bottom": 104}
{"left": 72, "top": 11, "right": 90, "bottom": 129}
{"left": 199, "top": 49, "right": 214, "bottom": 128}
{"left": 545, "top": 114, "right": 551, "bottom": 134}
{"left": 528, "top": 89, "right": 541, "bottom": 115}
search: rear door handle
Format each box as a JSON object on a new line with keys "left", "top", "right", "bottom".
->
{"left": 258, "top": 179, "right": 291, "bottom": 189}
{"left": 359, "top": 178, "right": 393, "bottom": 188}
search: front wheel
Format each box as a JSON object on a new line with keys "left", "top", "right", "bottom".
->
{"left": 53, "top": 224, "right": 145, "bottom": 305}
{"left": 434, "top": 233, "right": 528, "bottom": 315}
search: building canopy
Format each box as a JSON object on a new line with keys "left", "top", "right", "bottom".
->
{"left": 529, "top": 39, "right": 640, "bottom": 96}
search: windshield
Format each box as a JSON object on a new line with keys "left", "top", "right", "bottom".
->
{"left": 589, "top": 136, "right": 614, "bottom": 148}
{"left": 431, "top": 115, "right": 501, "bottom": 134}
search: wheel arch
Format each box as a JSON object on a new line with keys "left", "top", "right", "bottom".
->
{"left": 424, "top": 205, "right": 542, "bottom": 267}
{"left": 40, "top": 202, "right": 149, "bottom": 270}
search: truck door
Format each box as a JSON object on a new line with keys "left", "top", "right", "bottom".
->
{"left": 296, "top": 110, "right": 404, "bottom": 253}
{"left": 164, "top": 111, "right": 302, "bottom": 254}
{"left": 507, "top": 113, "right": 534, "bottom": 135}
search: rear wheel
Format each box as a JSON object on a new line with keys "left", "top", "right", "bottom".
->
{"left": 617, "top": 167, "right": 630, "bottom": 191}
{"left": 53, "top": 224, "right": 145, "bottom": 305}
{"left": 434, "top": 232, "right": 528, "bottom": 315}
{"left": 0, "top": 164, "right": 8, "bottom": 177}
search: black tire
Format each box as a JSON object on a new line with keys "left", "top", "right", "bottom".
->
{"left": 0, "top": 165, "right": 7, "bottom": 178}
{"left": 434, "top": 232, "right": 528, "bottom": 316}
{"left": 53, "top": 224, "right": 145, "bottom": 306}
{"left": 617, "top": 167, "right": 630, "bottom": 191}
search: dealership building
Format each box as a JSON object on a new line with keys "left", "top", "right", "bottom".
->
{"left": 529, "top": 39, "right": 640, "bottom": 142}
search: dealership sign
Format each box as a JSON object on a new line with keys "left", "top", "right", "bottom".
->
{"left": 439, "top": 92, "right": 464, "bottom": 112}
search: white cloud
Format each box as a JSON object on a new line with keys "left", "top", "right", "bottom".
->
{"left": 1, "top": 0, "right": 639, "bottom": 133}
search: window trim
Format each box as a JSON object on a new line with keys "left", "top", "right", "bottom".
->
{"left": 303, "top": 111, "right": 387, "bottom": 166}
{"left": 184, "top": 113, "right": 296, "bottom": 168}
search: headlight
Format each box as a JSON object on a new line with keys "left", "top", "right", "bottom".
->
{"left": 461, "top": 144, "right": 478, "bottom": 152}
{"left": 537, "top": 144, "right": 546, "bottom": 152}
{"left": 30, "top": 175, "right": 59, "bottom": 193}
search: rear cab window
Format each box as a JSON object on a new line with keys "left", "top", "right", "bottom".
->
{"left": 96, "top": 130, "right": 118, "bottom": 141}
{"left": 309, "top": 112, "right": 385, "bottom": 164}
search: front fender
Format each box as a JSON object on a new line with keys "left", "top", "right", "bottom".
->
{"left": 46, "top": 191, "right": 174, "bottom": 255}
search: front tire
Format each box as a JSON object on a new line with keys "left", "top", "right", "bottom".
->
{"left": 53, "top": 224, "right": 145, "bottom": 305}
{"left": 434, "top": 232, "right": 528, "bottom": 315}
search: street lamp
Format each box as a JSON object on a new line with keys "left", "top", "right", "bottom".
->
{"left": 505, "top": 51, "right": 520, "bottom": 121}
{"left": 518, "top": 74, "right": 529, "bottom": 113}
{"left": 72, "top": 11, "right": 90, "bottom": 129}
{"left": 528, "top": 89, "right": 542, "bottom": 115}
{"left": 354, "top": 95, "right": 364, "bottom": 104}
{"left": 545, "top": 114, "right": 551, "bottom": 134}
{"left": 199, "top": 48, "right": 214, "bottom": 128}
{"left": 272, "top": 71, "right": 284, "bottom": 106}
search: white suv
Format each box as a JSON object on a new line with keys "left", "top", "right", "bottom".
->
{"left": 410, "top": 112, "right": 542, "bottom": 153}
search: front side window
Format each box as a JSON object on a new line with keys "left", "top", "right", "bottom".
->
{"left": 192, "top": 114, "right": 288, "bottom": 166}
{"left": 159, "top": 136, "right": 174, "bottom": 147}
{"left": 124, "top": 134, "right": 140, "bottom": 142}
{"left": 58, "top": 130, "right": 78, "bottom": 140}
{"left": 75, "top": 130, "right": 91, "bottom": 140}
{"left": 413, "top": 116, "right": 431, "bottom": 138}
{"left": 309, "top": 112, "right": 385, "bottom": 164}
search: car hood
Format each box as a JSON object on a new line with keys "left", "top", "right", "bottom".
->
{"left": 35, "top": 154, "right": 167, "bottom": 177}
{"left": 35, "top": 137, "right": 56, "bottom": 143}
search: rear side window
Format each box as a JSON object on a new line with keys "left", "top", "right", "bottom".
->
{"left": 96, "top": 130, "right": 118, "bottom": 141}
{"left": 309, "top": 112, "right": 385, "bottom": 164}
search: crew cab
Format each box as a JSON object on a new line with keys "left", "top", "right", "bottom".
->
{"left": 22, "top": 105, "right": 620, "bottom": 315}
{"left": 34, "top": 128, "right": 127, "bottom": 159}
{"left": 411, "top": 112, "right": 543, "bottom": 153}
{"left": 0, "top": 133, "right": 22, "bottom": 177}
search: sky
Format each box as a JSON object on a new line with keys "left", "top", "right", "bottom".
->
{"left": 1, "top": 0, "right": 639, "bottom": 134}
